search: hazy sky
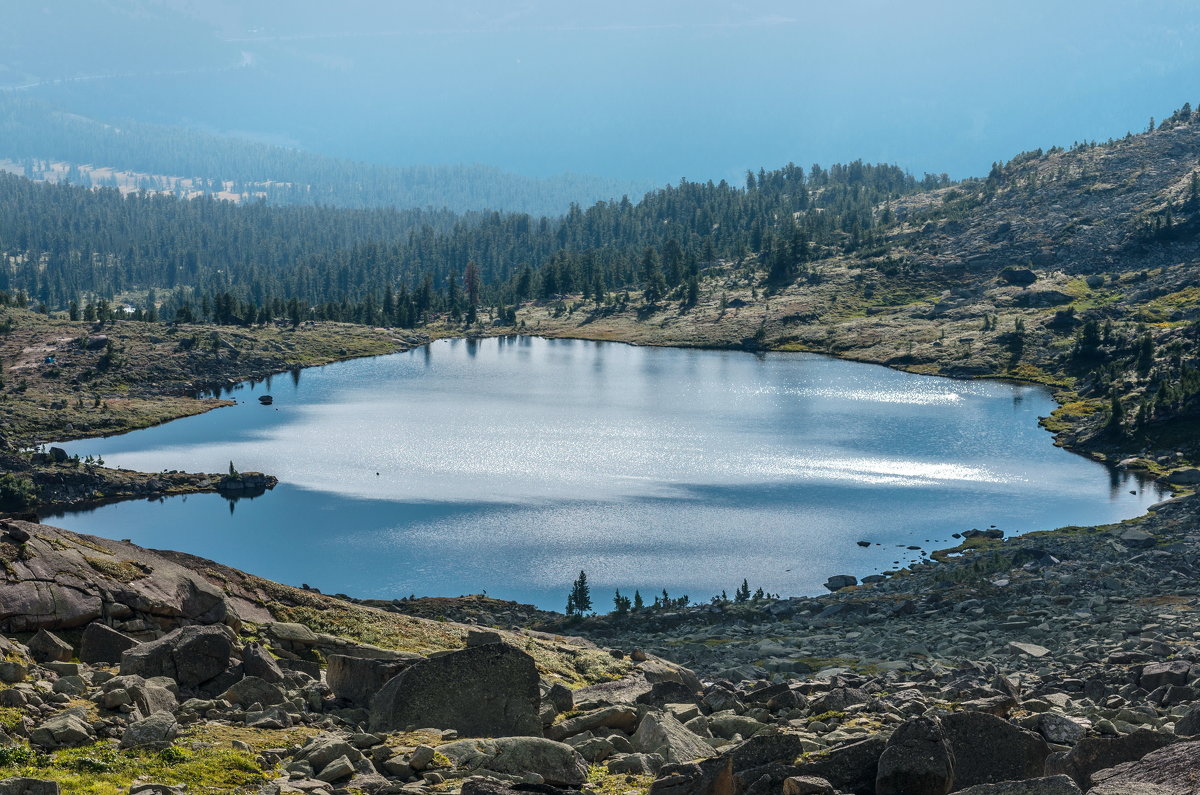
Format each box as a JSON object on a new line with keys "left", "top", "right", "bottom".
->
{"left": 8, "top": 0, "right": 1200, "bottom": 184}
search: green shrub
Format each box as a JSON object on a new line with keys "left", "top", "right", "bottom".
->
{"left": 0, "top": 745, "right": 37, "bottom": 766}
{"left": 157, "top": 746, "right": 190, "bottom": 764}
{"left": 0, "top": 472, "right": 36, "bottom": 511}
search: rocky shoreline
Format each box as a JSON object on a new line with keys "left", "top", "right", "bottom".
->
{"left": 0, "top": 485, "right": 1197, "bottom": 793}
{"left": 0, "top": 443, "right": 278, "bottom": 518}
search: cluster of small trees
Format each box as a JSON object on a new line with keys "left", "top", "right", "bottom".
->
{"left": 565, "top": 572, "right": 779, "bottom": 618}
{"left": 1065, "top": 302, "right": 1200, "bottom": 437}
{"left": 728, "top": 578, "right": 772, "bottom": 602}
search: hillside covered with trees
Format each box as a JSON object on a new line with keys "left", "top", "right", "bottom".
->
{"left": 0, "top": 155, "right": 938, "bottom": 326}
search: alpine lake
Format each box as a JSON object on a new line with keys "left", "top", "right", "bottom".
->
{"left": 50, "top": 336, "right": 1163, "bottom": 610}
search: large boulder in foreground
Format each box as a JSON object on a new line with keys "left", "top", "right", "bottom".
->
{"left": 942, "top": 710, "right": 1050, "bottom": 788}
{"left": 120, "top": 625, "right": 233, "bottom": 689}
{"left": 436, "top": 737, "right": 588, "bottom": 787}
{"left": 1077, "top": 737, "right": 1199, "bottom": 794}
{"left": 632, "top": 712, "right": 716, "bottom": 764}
{"left": 327, "top": 653, "right": 416, "bottom": 707}
{"left": 79, "top": 622, "right": 140, "bottom": 664}
{"left": 875, "top": 716, "right": 954, "bottom": 795}
{"left": 1044, "top": 729, "right": 1174, "bottom": 788}
{"left": 369, "top": 643, "right": 542, "bottom": 737}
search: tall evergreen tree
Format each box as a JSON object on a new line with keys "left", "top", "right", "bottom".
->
{"left": 567, "top": 571, "right": 591, "bottom": 615}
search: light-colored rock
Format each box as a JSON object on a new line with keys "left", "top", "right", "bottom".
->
{"left": 547, "top": 706, "right": 640, "bottom": 741}
{"left": 1008, "top": 641, "right": 1051, "bottom": 658}
{"left": 631, "top": 712, "right": 716, "bottom": 764}
{"left": 0, "top": 523, "right": 230, "bottom": 633}
{"left": 120, "top": 713, "right": 178, "bottom": 749}
{"left": 315, "top": 755, "right": 355, "bottom": 783}
{"left": 30, "top": 712, "right": 95, "bottom": 749}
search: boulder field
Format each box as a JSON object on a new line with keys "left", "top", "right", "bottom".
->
{"left": 1, "top": 498, "right": 1200, "bottom": 793}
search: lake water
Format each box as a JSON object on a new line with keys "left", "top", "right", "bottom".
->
{"left": 51, "top": 336, "right": 1162, "bottom": 610}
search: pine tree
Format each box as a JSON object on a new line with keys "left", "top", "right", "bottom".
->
{"left": 568, "top": 571, "right": 591, "bottom": 615}
{"left": 735, "top": 579, "right": 750, "bottom": 602}
{"left": 464, "top": 261, "right": 482, "bottom": 310}
{"left": 1108, "top": 394, "right": 1125, "bottom": 433}
{"left": 641, "top": 248, "right": 666, "bottom": 304}
{"left": 1137, "top": 332, "right": 1155, "bottom": 376}
{"left": 632, "top": 590, "right": 644, "bottom": 611}
{"left": 612, "top": 589, "right": 631, "bottom": 615}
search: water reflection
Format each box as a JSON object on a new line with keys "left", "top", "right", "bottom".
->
{"left": 53, "top": 337, "right": 1166, "bottom": 609}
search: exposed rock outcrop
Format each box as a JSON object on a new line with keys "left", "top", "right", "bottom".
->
{"left": 0, "top": 522, "right": 231, "bottom": 633}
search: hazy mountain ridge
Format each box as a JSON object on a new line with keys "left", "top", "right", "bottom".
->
{"left": 0, "top": 97, "right": 652, "bottom": 215}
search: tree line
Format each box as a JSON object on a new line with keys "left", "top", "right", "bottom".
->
{"left": 0, "top": 157, "right": 945, "bottom": 326}
{"left": 565, "top": 571, "right": 780, "bottom": 618}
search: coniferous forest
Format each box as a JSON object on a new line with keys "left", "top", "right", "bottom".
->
{"left": 0, "top": 159, "right": 941, "bottom": 327}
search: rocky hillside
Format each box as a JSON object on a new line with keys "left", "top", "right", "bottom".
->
{"left": 889, "top": 113, "right": 1200, "bottom": 277}
{"left": 0, "top": 517, "right": 677, "bottom": 793}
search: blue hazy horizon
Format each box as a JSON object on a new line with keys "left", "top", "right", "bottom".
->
{"left": 7, "top": 0, "right": 1199, "bottom": 187}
